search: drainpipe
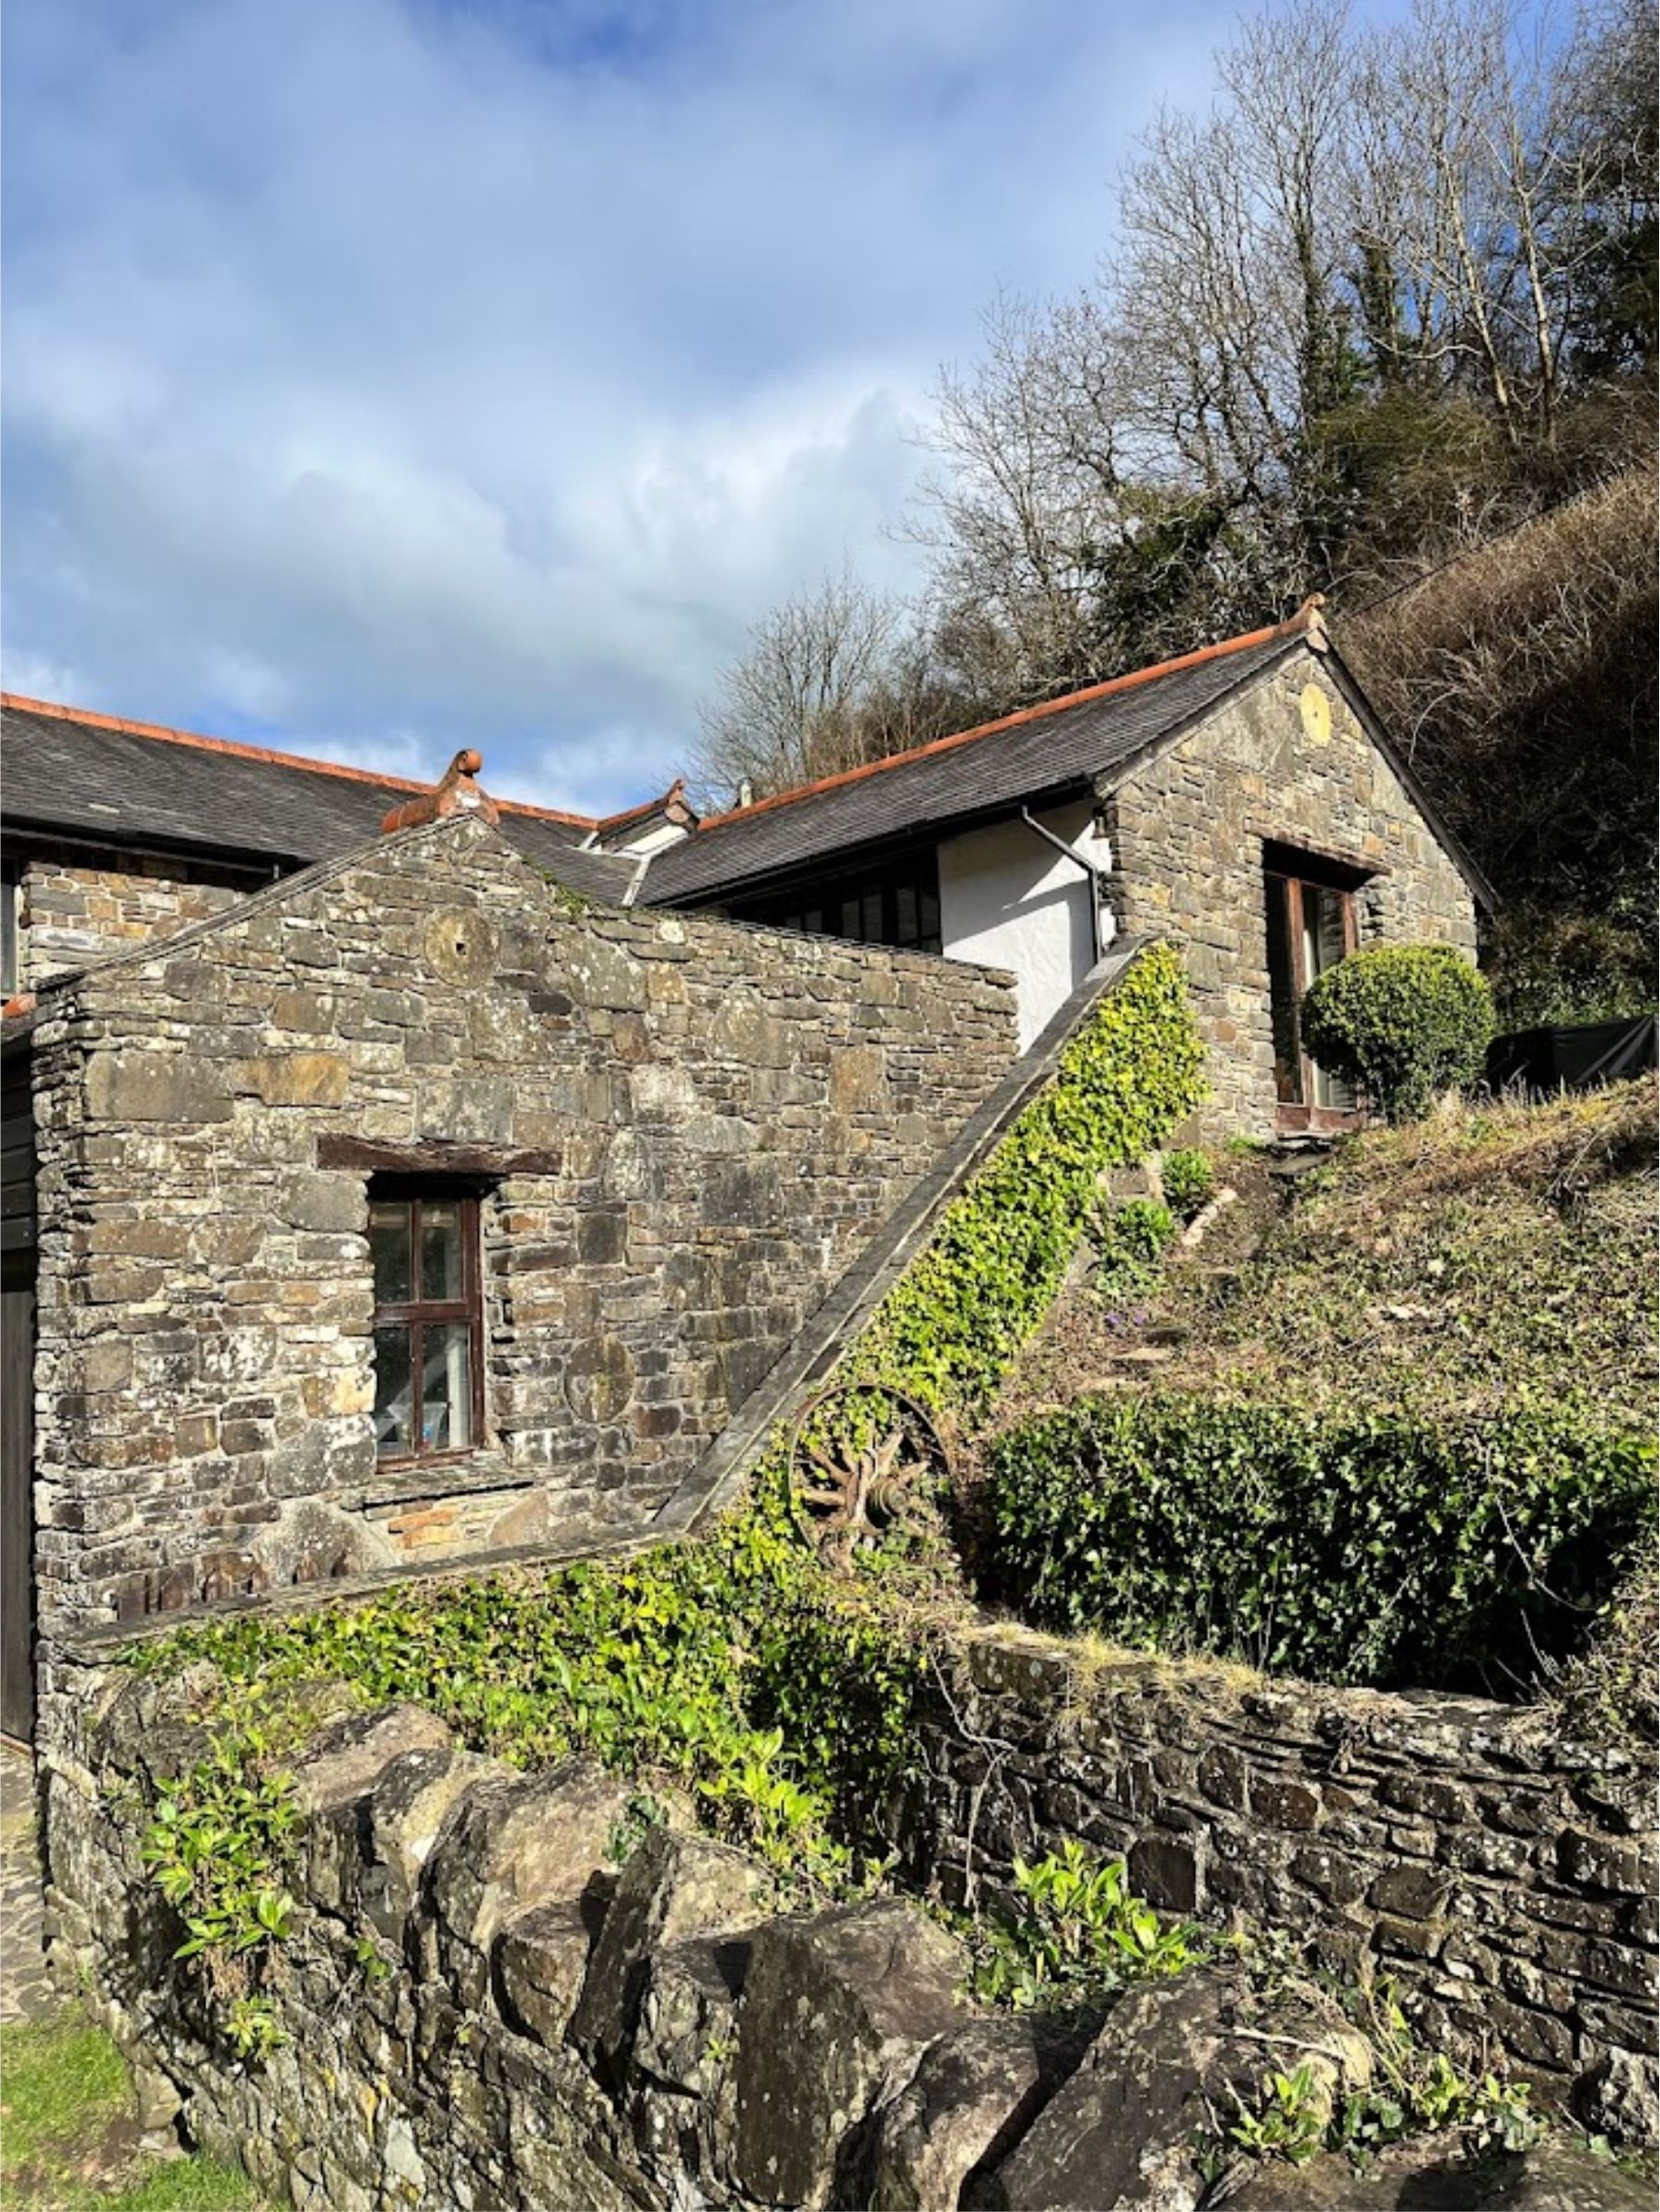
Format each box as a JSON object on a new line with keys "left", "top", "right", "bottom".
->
{"left": 1019, "top": 808, "right": 1117, "bottom": 965}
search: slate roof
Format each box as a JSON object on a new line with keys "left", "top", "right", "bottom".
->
{"left": 638, "top": 624, "right": 1302, "bottom": 905}
{"left": 0, "top": 697, "right": 641, "bottom": 906}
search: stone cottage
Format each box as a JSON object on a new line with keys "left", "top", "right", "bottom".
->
{"left": 0, "top": 599, "right": 1490, "bottom": 1734}
{"left": 0, "top": 814, "right": 1017, "bottom": 1731}
{"left": 638, "top": 600, "right": 1491, "bottom": 1129}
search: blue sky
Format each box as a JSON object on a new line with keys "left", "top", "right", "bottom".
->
{"left": 8, "top": 0, "right": 1306, "bottom": 815}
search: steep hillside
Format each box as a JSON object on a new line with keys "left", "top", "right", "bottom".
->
{"left": 981, "top": 1081, "right": 1655, "bottom": 1717}
{"left": 999, "top": 1077, "right": 1656, "bottom": 1432}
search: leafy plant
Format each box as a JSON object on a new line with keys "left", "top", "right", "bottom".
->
{"left": 1300, "top": 944, "right": 1493, "bottom": 1123}
{"left": 1334, "top": 1987, "right": 1549, "bottom": 2164}
{"left": 222, "top": 1996, "right": 284, "bottom": 2062}
{"left": 139, "top": 1731, "right": 300, "bottom": 1971}
{"left": 853, "top": 942, "right": 1206, "bottom": 1415}
{"left": 1160, "top": 1148, "right": 1216, "bottom": 1222}
{"left": 983, "top": 1391, "right": 1653, "bottom": 1693}
{"left": 1092, "top": 1196, "right": 1177, "bottom": 1306}
{"left": 970, "top": 1842, "right": 1204, "bottom": 2011}
{"left": 1226, "top": 2061, "right": 1328, "bottom": 2166}
{"left": 136, "top": 1495, "right": 937, "bottom": 1934}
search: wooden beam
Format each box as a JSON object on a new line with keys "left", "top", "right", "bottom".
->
{"left": 315, "top": 1136, "right": 564, "bottom": 1177}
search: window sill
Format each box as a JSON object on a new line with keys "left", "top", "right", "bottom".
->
{"left": 348, "top": 1451, "right": 530, "bottom": 1512}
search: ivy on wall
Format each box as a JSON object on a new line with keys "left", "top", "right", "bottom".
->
{"left": 853, "top": 940, "right": 1207, "bottom": 1417}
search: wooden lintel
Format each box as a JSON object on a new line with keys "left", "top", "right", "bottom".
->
{"left": 315, "top": 1136, "right": 563, "bottom": 1178}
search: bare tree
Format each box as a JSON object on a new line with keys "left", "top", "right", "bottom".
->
{"left": 692, "top": 576, "right": 970, "bottom": 805}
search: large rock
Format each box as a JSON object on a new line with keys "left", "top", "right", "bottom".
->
{"left": 496, "top": 1891, "right": 610, "bottom": 2050}
{"left": 733, "top": 1898, "right": 970, "bottom": 2210}
{"left": 968, "top": 1969, "right": 1352, "bottom": 2212}
{"left": 424, "top": 1762, "right": 633, "bottom": 2008}
{"left": 357, "top": 1744, "right": 498, "bottom": 1940}
{"left": 869, "top": 2013, "right": 1091, "bottom": 2212}
{"left": 629, "top": 1933, "right": 757, "bottom": 2190}
{"left": 293, "top": 1704, "right": 454, "bottom": 1912}
{"left": 570, "top": 1823, "right": 776, "bottom": 2073}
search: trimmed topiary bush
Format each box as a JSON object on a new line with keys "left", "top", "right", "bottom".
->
{"left": 1300, "top": 944, "right": 1493, "bottom": 1123}
{"left": 1160, "top": 1148, "right": 1216, "bottom": 1222}
{"left": 981, "top": 1391, "right": 1654, "bottom": 1694}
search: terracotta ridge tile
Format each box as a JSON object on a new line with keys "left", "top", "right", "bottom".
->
{"left": 690, "top": 607, "right": 1314, "bottom": 839}
{"left": 594, "top": 778, "right": 691, "bottom": 832}
{"left": 0, "top": 693, "right": 602, "bottom": 832}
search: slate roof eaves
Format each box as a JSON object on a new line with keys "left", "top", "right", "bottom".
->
{"left": 638, "top": 629, "right": 1302, "bottom": 905}
{"left": 0, "top": 696, "right": 638, "bottom": 906}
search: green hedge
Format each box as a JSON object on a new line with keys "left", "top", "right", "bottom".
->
{"left": 853, "top": 941, "right": 1206, "bottom": 1416}
{"left": 1301, "top": 944, "right": 1493, "bottom": 1123}
{"left": 982, "top": 1392, "right": 1654, "bottom": 1693}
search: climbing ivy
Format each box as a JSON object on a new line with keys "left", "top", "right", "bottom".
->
{"left": 853, "top": 941, "right": 1206, "bottom": 1416}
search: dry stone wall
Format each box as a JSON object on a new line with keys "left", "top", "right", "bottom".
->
{"left": 39, "top": 1641, "right": 1659, "bottom": 2212}
{"left": 37, "top": 1674, "right": 1145, "bottom": 2212}
{"left": 1106, "top": 642, "right": 1480, "bottom": 1135}
{"left": 26, "top": 814, "right": 1016, "bottom": 1631}
{"left": 912, "top": 1627, "right": 1658, "bottom": 2133}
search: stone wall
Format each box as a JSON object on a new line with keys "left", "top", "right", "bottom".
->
{"left": 26, "top": 813, "right": 1016, "bottom": 1629}
{"left": 913, "top": 1627, "right": 1657, "bottom": 2125}
{"left": 1106, "top": 640, "right": 1480, "bottom": 1135}
{"left": 41, "top": 1673, "right": 1225, "bottom": 2212}
{"left": 38, "top": 1640, "right": 1657, "bottom": 2212}
{"left": 17, "top": 847, "right": 256, "bottom": 986}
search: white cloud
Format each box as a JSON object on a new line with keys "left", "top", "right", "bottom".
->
{"left": 4, "top": 0, "right": 1238, "bottom": 810}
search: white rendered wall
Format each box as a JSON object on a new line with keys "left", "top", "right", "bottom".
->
{"left": 937, "top": 798, "right": 1109, "bottom": 1048}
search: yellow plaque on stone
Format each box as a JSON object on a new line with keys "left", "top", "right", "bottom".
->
{"left": 1300, "top": 682, "right": 1332, "bottom": 746}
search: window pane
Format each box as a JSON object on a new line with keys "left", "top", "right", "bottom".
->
{"left": 918, "top": 886, "right": 941, "bottom": 955}
{"left": 421, "top": 1201, "right": 464, "bottom": 1300}
{"left": 374, "top": 1322, "right": 414, "bottom": 1454}
{"left": 370, "top": 1202, "right": 412, "bottom": 1304}
{"left": 422, "top": 1322, "right": 472, "bottom": 1452}
{"left": 894, "top": 883, "right": 919, "bottom": 946}
{"left": 861, "top": 887, "right": 883, "bottom": 941}
{"left": 1305, "top": 887, "right": 1357, "bottom": 1110}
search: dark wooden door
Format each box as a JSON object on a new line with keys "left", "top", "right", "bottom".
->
{"left": 1, "top": 1248, "right": 35, "bottom": 1742}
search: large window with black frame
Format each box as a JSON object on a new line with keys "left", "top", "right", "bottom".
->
{"left": 728, "top": 849, "right": 942, "bottom": 955}
{"left": 1263, "top": 843, "right": 1367, "bottom": 1129}
{"left": 369, "top": 1183, "right": 485, "bottom": 1460}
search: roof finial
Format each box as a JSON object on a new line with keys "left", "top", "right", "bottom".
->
{"left": 380, "top": 749, "right": 501, "bottom": 834}
{"left": 1295, "top": 593, "right": 1330, "bottom": 652}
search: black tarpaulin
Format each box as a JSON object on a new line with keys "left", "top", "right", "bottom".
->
{"left": 1486, "top": 1015, "right": 1657, "bottom": 1096}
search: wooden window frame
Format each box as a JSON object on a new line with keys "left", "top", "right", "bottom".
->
{"left": 1266, "top": 866, "right": 1364, "bottom": 1135}
{"left": 369, "top": 1183, "right": 486, "bottom": 1467}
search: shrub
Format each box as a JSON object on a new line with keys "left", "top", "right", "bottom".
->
{"left": 1160, "top": 1148, "right": 1216, "bottom": 1221}
{"left": 1301, "top": 945, "right": 1493, "bottom": 1123}
{"left": 1093, "top": 1197, "right": 1176, "bottom": 1305}
{"left": 981, "top": 1391, "right": 1653, "bottom": 1693}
